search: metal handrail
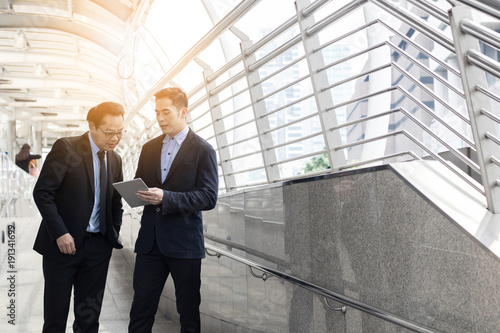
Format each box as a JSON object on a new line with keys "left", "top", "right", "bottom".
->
{"left": 301, "top": 0, "right": 332, "bottom": 18}
{"left": 476, "top": 84, "right": 500, "bottom": 104}
{"left": 263, "top": 111, "right": 319, "bottom": 135}
{"left": 120, "top": 0, "right": 493, "bottom": 198}
{"left": 391, "top": 61, "right": 470, "bottom": 124}
{"left": 407, "top": 0, "right": 449, "bottom": 24}
{"left": 316, "top": 30, "right": 464, "bottom": 97}
{"left": 335, "top": 129, "right": 484, "bottom": 193}
{"left": 485, "top": 131, "right": 500, "bottom": 147}
{"left": 338, "top": 151, "right": 421, "bottom": 170}
{"left": 371, "top": 0, "right": 455, "bottom": 52}
{"left": 124, "top": 0, "right": 261, "bottom": 127}
{"left": 204, "top": 243, "right": 443, "bottom": 333}
{"left": 466, "top": 49, "right": 500, "bottom": 78}
{"left": 325, "top": 86, "right": 474, "bottom": 147}
{"left": 209, "top": 71, "right": 247, "bottom": 97}
{"left": 460, "top": 18, "right": 500, "bottom": 50}
{"left": 330, "top": 106, "right": 480, "bottom": 174}
{"left": 453, "top": 0, "right": 500, "bottom": 20}
{"left": 256, "top": 74, "right": 310, "bottom": 102}
{"left": 226, "top": 164, "right": 264, "bottom": 177}
{"left": 305, "top": 0, "right": 368, "bottom": 36}
{"left": 248, "top": 35, "right": 302, "bottom": 72}
{"left": 267, "top": 130, "right": 323, "bottom": 150}
{"left": 245, "top": 16, "right": 298, "bottom": 56}
{"left": 480, "top": 108, "right": 500, "bottom": 124}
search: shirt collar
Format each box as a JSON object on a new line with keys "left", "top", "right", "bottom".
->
{"left": 88, "top": 132, "right": 103, "bottom": 156}
{"left": 163, "top": 125, "right": 189, "bottom": 145}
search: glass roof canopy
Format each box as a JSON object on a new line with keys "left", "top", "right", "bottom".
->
{"left": 0, "top": 0, "right": 237, "bottom": 139}
{"left": 1, "top": 0, "right": 500, "bottom": 203}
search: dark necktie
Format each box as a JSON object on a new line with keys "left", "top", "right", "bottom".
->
{"left": 97, "top": 150, "right": 107, "bottom": 235}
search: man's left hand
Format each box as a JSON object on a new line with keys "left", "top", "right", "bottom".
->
{"left": 137, "top": 187, "right": 164, "bottom": 205}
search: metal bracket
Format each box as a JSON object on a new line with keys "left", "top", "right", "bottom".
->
{"left": 324, "top": 297, "right": 347, "bottom": 314}
{"left": 249, "top": 266, "right": 269, "bottom": 281}
{"left": 205, "top": 248, "right": 221, "bottom": 258}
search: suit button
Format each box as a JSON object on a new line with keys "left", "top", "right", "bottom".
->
{"left": 156, "top": 207, "right": 160, "bottom": 213}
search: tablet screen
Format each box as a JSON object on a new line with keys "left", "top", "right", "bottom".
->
{"left": 112, "top": 178, "right": 149, "bottom": 207}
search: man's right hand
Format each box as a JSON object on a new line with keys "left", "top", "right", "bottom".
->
{"left": 56, "top": 233, "right": 76, "bottom": 255}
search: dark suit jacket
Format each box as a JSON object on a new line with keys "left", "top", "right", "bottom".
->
{"left": 134, "top": 128, "right": 218, "bottom": 259}
{"left": 33, "top": 132, "right": 123, "bottom": 261}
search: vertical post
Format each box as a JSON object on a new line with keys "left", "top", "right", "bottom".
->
{"left": 295, "top": 0, "right": 346, "bottom": 171}
{"left": 7, "top": 120, "right": 15, "bottom": 159}
{"left": 449, "top": 6, "right": 500, "bottom": 213}
{"left": 198, "top": 60, "right": 236, "bottom": 192}
{"left": 360, "top": 3, "right": 392, "bottom": 163}
{"left": 239, "top": 34, "right": 280, "bottom": 183}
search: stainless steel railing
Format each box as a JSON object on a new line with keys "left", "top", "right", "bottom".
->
{"left": 119, "top": 0, "right": 500, "bottom": 209}
{"left": 124, "top": 204, "right": 442, "bottom": 332}
{"left": 204, "top": 241, "right": 444, "bottom": 333}
{"left": 449, "top": 2, "right": 500, "bottom": 213}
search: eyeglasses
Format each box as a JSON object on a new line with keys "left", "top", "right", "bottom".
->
{"left": 98, "top": 126, "right": 126, "bottom": 139}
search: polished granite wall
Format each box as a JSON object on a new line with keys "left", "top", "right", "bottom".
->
{"left": 121, "top": 164, "right": 500, "bottom": 332}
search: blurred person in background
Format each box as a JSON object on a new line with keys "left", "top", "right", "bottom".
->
{"left": 15, "top": 143, "right": 41, "bottom": 174}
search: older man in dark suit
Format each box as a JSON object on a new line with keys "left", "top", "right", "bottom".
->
{"left": 33, "top": 102, "right": 126, "bottom": 333}
{"left": 128, "top": 87, "right": 218, "bottom": 333}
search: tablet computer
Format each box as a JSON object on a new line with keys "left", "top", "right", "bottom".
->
{"left": 113, "top": 178, "right": 149, "bottom": 207}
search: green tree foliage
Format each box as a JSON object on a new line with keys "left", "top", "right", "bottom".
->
{"left": 304, "top": 153, "right": 330, "bottom": 173}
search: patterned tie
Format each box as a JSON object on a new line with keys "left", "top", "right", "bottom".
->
{"left": 97, "top": 150, "right": 107, "bottom": 235}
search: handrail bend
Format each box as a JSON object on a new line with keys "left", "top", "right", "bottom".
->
{"left": 205, "top": 243, "right": 444, "bottom": 333}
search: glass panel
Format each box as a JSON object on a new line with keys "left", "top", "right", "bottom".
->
{"left": 230, "top": 137, "right": 261, "bottom": 159}
{"left": 254, "top": 25, "right": 301, "bottom": 62}
{"left": 196, "top": 124, "right": 215, "bottom": 141}
{"left": 232, "top": 0, "right": 297, "bottom": 44}
{"left": 229, "top": 152, "right": 264, "bottom": 179}
{"left": 198, "top": 30, "right": 242, "bottom": 71}
{"left": 145, "top": 1, "right": 214, "bottom": 64}
{"left": 191, "top": 112, "right": 213, "bottom": 133}
{"left": 189, "top": 101, "right": 210, "bottom": 123}
{"left": 278, "top": 153, "right": 329, "bottom": 178}
{"left": 225, "top": 122, "right": 258, "bottom": 146}
{"left": 234, "top": 169, "right": 267, "bottom": 188}
{"left": 222, "top": 105, "right": 254, "bottom": 130}
{"left": 132, "top": 39, "right": 165, "bottom": 94}
{"left": 270, "top": 134, "right": 325, "bottom": 162}
{"left": 175, "top": 62, "right": 206, "bottom": 93}
{"left": 262, "top": 77, "right": 314, "bottom": 112}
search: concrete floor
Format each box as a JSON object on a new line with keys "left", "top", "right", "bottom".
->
{"left": 0, "top": 216, "right": 180, "bottom": 333}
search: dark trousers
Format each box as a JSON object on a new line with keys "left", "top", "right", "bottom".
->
{"left": 42, "top": 233, "right": 112, "bottom": 333}
{"left": 128, "top": 241, "right": 202, "bottom": 333}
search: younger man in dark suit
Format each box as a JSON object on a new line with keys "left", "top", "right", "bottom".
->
{"left": 128, "top": 87, "right": 218, "bottom": 333}
{"left": 33, "top": 102, "right": 126, "bottom": 333}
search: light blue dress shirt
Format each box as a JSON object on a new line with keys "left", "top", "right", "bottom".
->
{"left": 161, "top": 125, "right": 189, "bottom": 183}
{"left": 87, "top": 132, "right": 107, "bottom": 233}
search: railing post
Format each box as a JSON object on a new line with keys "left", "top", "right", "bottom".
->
{"left": 295, "top": 0, "right": 346, "bottom": 171}
{"left": 449, "top": 5, "right": 500, "bottom": 213}
{"left": 238, "top": 31, "right": 281, "bottom": 183}
{"left": 198, "top": 60, "right": 236, "bottom": 192}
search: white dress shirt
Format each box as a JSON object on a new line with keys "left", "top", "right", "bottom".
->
{"left": 161, "top": 125, "right": 189, "bottom": 183}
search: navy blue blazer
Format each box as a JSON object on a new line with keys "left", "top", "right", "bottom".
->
{"left": 33, "top": 133, "right": 124, "bottom": 261}
{"left": 134, "top": 128, "right": 218, "bottom": 259}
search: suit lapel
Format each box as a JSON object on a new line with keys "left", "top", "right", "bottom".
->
{"left": 154, "top": 134, "right": 166, "bottom": 184}
{"left": 78, "top": 133, "right": 95, "bottom": 193}
{"left": 163, "top": 129, "right": 194, "bottom": 185}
